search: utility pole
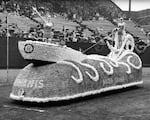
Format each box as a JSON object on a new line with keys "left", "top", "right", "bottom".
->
{"left": 6, "top": 11, "right": 9, "bottom": 83}
{"left": 128, "top": 0, "right": 131, "bottom": 19}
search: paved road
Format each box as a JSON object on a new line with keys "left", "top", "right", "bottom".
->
{"left": 0, "top": 68, "right": 150, "bottom": 120}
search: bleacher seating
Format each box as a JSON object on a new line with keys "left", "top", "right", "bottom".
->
{"left": 83, "top": 19, "right": 115, "bottom": 34}
{"left": 34, "top": 16, "right": 78, "bottom": 31}
{"left": 0, "top": 13, "right": 37, "bottom": 33}
{"left": 0, "top": 0, "right": 148, "bottom": 42}
{"left": 124, "top": 20, "right": 148, "bottom": 40}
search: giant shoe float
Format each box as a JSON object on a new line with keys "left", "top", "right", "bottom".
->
{"left": 10, "top": 31, "right": 143, "bottom": 102}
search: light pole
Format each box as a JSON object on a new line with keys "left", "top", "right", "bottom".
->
{"left": 128, "top": 0, "right": 131, "bottom": 19}
{"left": 6, "top": 11, "right": 9, "bottom": 83}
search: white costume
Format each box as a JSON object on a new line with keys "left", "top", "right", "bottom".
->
{"left": 107, "top": 20, "right": 135, "bottom": 60}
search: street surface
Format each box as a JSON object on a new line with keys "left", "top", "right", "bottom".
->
{"left": 0, "top": 68, "right": 150, "bottom": 120}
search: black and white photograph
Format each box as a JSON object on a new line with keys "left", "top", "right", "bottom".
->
{"left": 0, "top": 0, "right": 150, "bottom": 119}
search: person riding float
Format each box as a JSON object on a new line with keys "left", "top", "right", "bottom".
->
{"left": 106, "top": 18, "right": 135, "bottom": 60}
{"left": 32, "top": 7, "right": 54, "bottom": 42}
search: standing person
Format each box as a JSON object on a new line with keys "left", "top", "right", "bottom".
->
{"left": 106, "top": 18, "right": 126, "bottom": 58}
{"left": 117, "top": 20, "right": 126, "bottom": 49}
{"left": 112, "top": 17, "right": 126, "bottom": 50}
{"left": 32, "top": 7, "right": 54, "bottom": 42}
{"left": 43, "top": 18, "right": 54, "bottom": 42}
{"left": 73, "top": 13, "right": 77, "bottom": 21}
{"left": 95, "top": 12, "right": 100, "bottom": 20}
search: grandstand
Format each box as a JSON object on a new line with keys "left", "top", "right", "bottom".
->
{"left": 124, "top": 20, "right": 148, "bottom": 41}
{"left": 0, "top": 13, "right": 37, "bottom": 33}
{"left": 82, "top": 19, "right": 115, "bottom": 34}
{"left": 0, "top": 0, "right": 150, "bottom": 68}
{"left": 142, "top": 25, "right": 150, "bottom": 33}
{"left": 34, "top": 16, "right": 78, "bottom": 31}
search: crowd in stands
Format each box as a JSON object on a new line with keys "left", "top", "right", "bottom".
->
{"left": 0, "top": 0, "right": 149, "bottom": 46}
{"left": 23, "top": 22, "right": 108, "bottom": 45}
{"left": 0, "top": 0, "right": 121, "bottom": 42}
{"left": 0, "top": 17, "right": 107, "bottom": 45}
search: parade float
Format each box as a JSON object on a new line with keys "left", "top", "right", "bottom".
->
{"left": 10, "top": 22, "right": 143, "bottom": 102}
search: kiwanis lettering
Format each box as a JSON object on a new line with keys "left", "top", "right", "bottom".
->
{"left": 103, "top": 77, "right": 125, "bottom": 87}
{"left": 14, "top": 79, "right": 44, "bottom": 88}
